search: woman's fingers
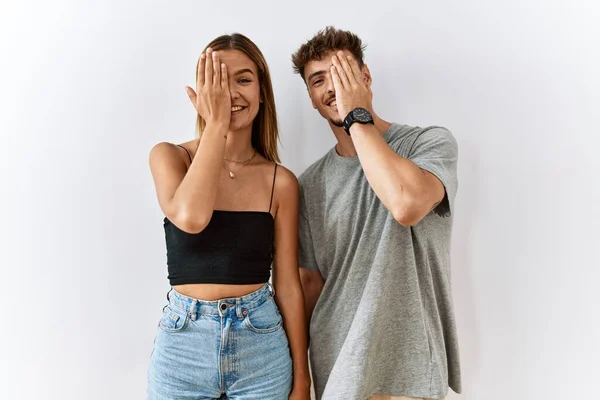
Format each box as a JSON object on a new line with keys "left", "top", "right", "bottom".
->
{"left": 205, "top": 48, "right": 213, "bottom": 86}
{"left": 196, "top": 53, "right": 205, "bottom": 90}
{"left": 212, "top": 50, "right": 220, "bottom": 86}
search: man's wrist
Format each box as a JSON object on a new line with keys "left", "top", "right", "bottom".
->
{"left": 347, "top": 119, "right": 378, "bottom": 138}
{"left": 343, "top": 107, "right": 374, "bottom": 135}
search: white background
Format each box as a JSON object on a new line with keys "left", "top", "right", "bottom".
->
{"left": 1, "top": 1, "right": 599, "bottom": 399}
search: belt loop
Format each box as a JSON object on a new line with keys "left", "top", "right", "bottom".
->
{"left": 189, "top": 299, "right": 198, "bottom": 321}
{"left": 236, "top": 298, "right": 243, "bottom": 319}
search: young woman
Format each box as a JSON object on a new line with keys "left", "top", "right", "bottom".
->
{"left": 147, "top": 33, "right": 310, "bottom": 400}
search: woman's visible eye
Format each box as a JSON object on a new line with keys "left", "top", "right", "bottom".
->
{"left": 238, "top": 78, "right": 252, "bottom": 84}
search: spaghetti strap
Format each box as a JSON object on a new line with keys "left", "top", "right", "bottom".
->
{"left": 177, "top": 144, "right": 192, "bottom": 164}
{"left": 268, "top": 163, "right": 278, "bottom": 213}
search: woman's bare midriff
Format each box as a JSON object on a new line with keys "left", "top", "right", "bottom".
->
{"left": 173, "top": 283, "right": 266, "bottom": 301}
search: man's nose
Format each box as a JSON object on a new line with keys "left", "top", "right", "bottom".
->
{"left": 325, "top": 76, "right": 335, "bottom": 94}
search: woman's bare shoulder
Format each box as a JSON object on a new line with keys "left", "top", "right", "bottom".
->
{"left": 149, "top": 138, "right": 199, "bottom": 165}
{"left": 274, "top": 164, "right": 299, "bottom": 190}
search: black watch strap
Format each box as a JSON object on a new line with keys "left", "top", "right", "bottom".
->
{"left": 343, "top": 107, "right": 374, "bottom": 135}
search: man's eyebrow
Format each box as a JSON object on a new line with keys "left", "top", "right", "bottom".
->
{"left": 307, "top": 70, "right": 326, "bottom": 82}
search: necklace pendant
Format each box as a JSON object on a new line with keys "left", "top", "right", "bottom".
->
{"left": 229, "top": 171, "right": 235, "bottom": 179}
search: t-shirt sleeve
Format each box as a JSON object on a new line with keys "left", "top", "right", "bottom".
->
{"left": 407, "top": 127, "right": 458, "bottom": 217}
{"left": 298, "top": 182, "right": 319, "bottom": 271}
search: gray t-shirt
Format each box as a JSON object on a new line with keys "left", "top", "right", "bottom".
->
{"left": 299, "top": 123, "right": 461, "bottom": 400}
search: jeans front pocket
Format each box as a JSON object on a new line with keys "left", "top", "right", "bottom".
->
{"left": 243, "top": 297, "right": 283, "bottom": 334}
{"left": 158, "top": 304, "right": 189, "bottom": 333}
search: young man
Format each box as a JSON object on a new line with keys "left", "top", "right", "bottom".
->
{"left": 292, "top": 27, "right": 462, "bottom": 400}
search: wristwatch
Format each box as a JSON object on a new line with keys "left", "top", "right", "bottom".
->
{"left": 343, "top": 107, "right": 374, "bottom": 135}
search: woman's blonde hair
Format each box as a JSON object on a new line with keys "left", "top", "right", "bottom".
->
{"left": 195, "top": 33, "right": 280, "bottom": 163}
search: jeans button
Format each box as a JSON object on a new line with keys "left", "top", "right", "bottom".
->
{"left": 220, "top": 303, "right": 227, "bottom": 311}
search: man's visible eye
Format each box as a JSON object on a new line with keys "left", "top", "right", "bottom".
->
{"left": 312, "top": 79, "right": 323, "bottom": 87}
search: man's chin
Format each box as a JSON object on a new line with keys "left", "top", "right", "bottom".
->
{"left": 330, "top": 118, "right": 344, "bottom": 127}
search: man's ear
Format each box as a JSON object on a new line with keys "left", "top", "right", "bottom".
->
{"left": 362, "top": 64, "right": 372, "bottom": 87}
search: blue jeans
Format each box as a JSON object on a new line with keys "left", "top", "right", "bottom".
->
{"left": 147, "top": 284, "right": 293, "bottom": 399}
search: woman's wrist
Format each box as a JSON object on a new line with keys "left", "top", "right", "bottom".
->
{"left": 203, "top": 120, "right": 230, "bottom": 137}
{"left": 292, "top": 369, "right": 311, "bottom": 389}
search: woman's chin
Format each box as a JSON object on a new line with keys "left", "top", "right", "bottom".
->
{"left": 229, "top": 118, "right": 252, "bottom": 133}
{"left": 228, "top": 120, "right": 253, "bottom": 134}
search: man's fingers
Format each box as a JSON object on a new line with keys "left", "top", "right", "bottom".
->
{"left": 330, "top": 65, "right": 342, "bottom": 93}
{"left": 331, "top": 55, "right": 349, "bottom": 88}
{"left": 338, "top": 52, "right": 357, "bottom": 85}
{"left": 347, "top": 56, "right": 363, "bottom": 84}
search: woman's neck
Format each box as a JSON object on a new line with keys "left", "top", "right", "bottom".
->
{"left": 223, "top": 126, "right": 255, "bottom": 161}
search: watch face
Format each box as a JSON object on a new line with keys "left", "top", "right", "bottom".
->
{"left": 344, "top": 107, "right": 373, "bottom": 135}
{"left": 352, "top": 107, "right": 372, "bottom": 123}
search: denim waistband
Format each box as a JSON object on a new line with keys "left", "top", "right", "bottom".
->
{"left": 166, "top": 283, "right": 273, "bottom": 320}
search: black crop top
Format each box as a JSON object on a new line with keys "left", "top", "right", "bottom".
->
{"left": 164, "top": 145, "right": 277, "bottom": 285}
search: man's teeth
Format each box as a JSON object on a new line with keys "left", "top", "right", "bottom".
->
{"left": 329, "top": 101, "right": 337, "bottom": 107}
{"left": 231, "top": 106, "right": 244, "bottom": 112}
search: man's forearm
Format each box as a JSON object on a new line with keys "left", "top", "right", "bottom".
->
{"left": 350, "top": 124, "right": 442, "bottom": 225}
{"left": 299, "top": 271, "right": 324, "bottom": 330}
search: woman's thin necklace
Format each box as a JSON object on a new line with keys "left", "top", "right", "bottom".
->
{"left": 223, "top": 150, "right": 256, "bottom": 179}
